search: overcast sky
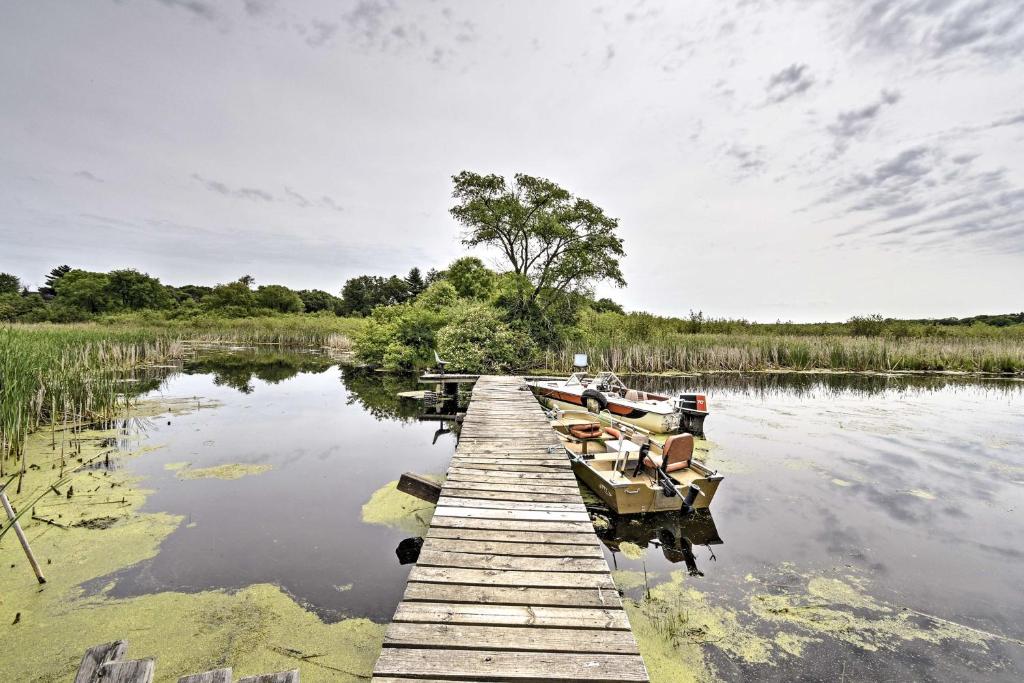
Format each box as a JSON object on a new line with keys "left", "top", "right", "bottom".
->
{"left": 1, "top": 0, "right": 1022, "bottom": 321}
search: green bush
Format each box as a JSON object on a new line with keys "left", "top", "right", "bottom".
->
{"left": 436, "top": 304, "right": 538, "bottom": 373}
{"left": 355, "top": 299, "right": 448, "bottom": 371}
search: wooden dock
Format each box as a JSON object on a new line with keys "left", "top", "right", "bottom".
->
{"left": 373, "top": 375, "right": 649, "bottom": 682}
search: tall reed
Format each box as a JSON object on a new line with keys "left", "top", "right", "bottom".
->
{"left": 545, "top": 334, "right": 1024, "bottom": 374}
{"left": 0, "top": 327, "right": 187, "bottom": 484}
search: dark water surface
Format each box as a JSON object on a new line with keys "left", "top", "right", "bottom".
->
{"left": 103, "top": 354, "right": 1024, "bottom": 680}
{"left": 101, "top": 355, "right": 463, "bottom": 621}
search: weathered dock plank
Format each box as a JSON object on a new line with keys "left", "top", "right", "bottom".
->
{"left": 372, "top": 376, "right": 648, "bottom": 682}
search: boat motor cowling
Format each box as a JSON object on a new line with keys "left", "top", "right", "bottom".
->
{"left": 682, "top": 483, "right": 702, "bottom": 511}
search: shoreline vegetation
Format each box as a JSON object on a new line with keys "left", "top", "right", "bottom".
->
{"left": 3, "top": 315, "right": 1021, "bottom": 483}
{"left": 2, "top": 169, "right": 1022, "bottom": 490}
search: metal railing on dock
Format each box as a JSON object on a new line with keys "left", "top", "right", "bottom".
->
{"left": 372, "top": 375, "right": 650, "bottom": 682}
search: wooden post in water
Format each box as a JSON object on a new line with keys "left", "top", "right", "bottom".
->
{"left": 0, "top": 484, "right": 47, "bottom": 584}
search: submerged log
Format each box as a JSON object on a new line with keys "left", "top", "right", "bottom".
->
{"left": 397, "top": 473, "right": 442, "bottom": 504}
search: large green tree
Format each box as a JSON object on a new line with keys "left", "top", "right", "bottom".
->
{"left": 204, "top": 280, "right": 257, "bottom": 314}
{"left": 0, "top": 273, "right": 20, "bottom": 295}
{"left": 339, "top": 275, "right": 410, "bottom": 316}
{"left": 405, "top": 267, "right": 426, "bottom": 297}
{"left": 256, "top": 285, "right": 304, "bottom": 313}
{"left": 445, "top": 257, "right": 495, "bottom": 299}
{"left": 450, "top": 171, "right": 626, "bottom": 306}
{"left": 297, "top": 289, "right": 342, "bottom": 314}
{"left": 40, "top": 265, "right": 71, "bottom": 299}
{"left": 53, "top": 270, "right": 117, "bottom": 313}
{"left": 107, "top": 269, "right": 172, "bottom": 310}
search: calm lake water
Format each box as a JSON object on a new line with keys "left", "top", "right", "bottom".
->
{"left": 102, "top": 352, "right": 1023, "bottom": 681}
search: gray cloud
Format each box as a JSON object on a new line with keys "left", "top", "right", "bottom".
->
{"left": 826, "top": 89, "right": 901, "bottom": 152}
{"left": 604, "top": 43, "right": 616, "bottom": 66}
{"left": 765, "top": 63, "right": 814, "bottom": 104}
{"left": 989, "top": 110, "right": 1024, "bottom": 129}
{"left": 193, "top": 174, "right": 345, "bottom": 212}
{"left": 319, "top": 195, "right": 344, "bottom": 213}
{"left": 849, "top": 0, "right": 1024, "bottom": 62}
{"left": 335, "top": 0, "right": 475, "bottom": 64}
{"left": 154, "top": 0, "right": 217, "bottom": 22}
{"left": 192, "top": 173, "right": 273, "bottom": 202}
{"left": 724, "top": 143, "right": 767, "bottom": 176}
{"left": 283, "top": 186, "right": 310, "bottom": 207}
{"left": 823, "top": 145, "right": 1024, "bottom": 251}
{"left": 344, "top": 0, "right": 390, "bottom": 42}
{"left": 242, "top": 0, "right": 274, "bottom": 17}
{"left": 75, "top": 170, "right": 104, "bottom": 183}
{"left": 305, "top": 19, "right": 338, "bottom": 47}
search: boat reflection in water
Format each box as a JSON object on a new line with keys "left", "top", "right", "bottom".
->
{"left": 596, "top": 510, "right": 723, "bottom": 577}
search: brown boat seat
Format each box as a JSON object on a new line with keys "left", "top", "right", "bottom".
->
{"left": 625, "top": 390, "right": 640, "bottom": 401}
{"left": 568, "top": 422, "right": 603, "bottom": 440}
{"left": 643, "top": 434, "right": 694, "bottom": 472}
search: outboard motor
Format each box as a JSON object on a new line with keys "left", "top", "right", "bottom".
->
{"left": 681, "top": 483, "right": 702, "bottom": 512}
{"left": 675, "top": 393, "right": 709, "bottom": 436}
{"left": 632, "top": 442, "right": 651, "bottom": 477}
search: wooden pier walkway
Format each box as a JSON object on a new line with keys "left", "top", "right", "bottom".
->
{"left": 373, "top": 376, "right": 649, "bottom": 682}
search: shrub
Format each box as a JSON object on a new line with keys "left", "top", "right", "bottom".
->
{"left": 436, "top": 304, "right": 538, "bottom": 373}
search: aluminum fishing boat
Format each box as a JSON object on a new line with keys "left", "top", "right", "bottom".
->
{"left": 527, "top": 368, "right": 709, "bottom": 435}
{"left": 548, "top": 409, "right": 723, "bottom": 515}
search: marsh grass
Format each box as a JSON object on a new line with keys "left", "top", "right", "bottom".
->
{"left": 0, "top": 327, "right": 183, "bottom": 491}
{"left": 0, "top": 316, "right": 366, "bottom": 484}
{"left": 546, "top": 334, "right": 1024, "bottom": 374}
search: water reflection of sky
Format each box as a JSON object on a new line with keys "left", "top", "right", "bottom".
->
{"left": 103, "top": 364, "right": 458, "bottom": 622}
{"left": 608, "top": 373, "right": 1024, "bottom": 677}
{"left": 101, "top": 360, "right": 1023, "bottom": 678}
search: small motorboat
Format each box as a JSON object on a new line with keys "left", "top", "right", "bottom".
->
{"left": 527, "top": 369, "right": 709, "bottom": 435}
{"left": 548, "top": 410, "right": 723, "bottom": 515}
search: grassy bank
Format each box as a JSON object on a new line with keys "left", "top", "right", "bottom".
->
{"left": 0, "top": 316, "right": 368, "bottom": 476}
{"left": 546, "top": 333, "right": 1024, "bottom": 374}
{"left": 94, "top": 313, "right": 367, "bottom": 349}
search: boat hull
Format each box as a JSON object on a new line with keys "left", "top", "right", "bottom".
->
{"left": 539, "top": 393, "right": 680, "bottom": 433}
{"left": 570, "top": 455, "right": 722, "bottom": 514}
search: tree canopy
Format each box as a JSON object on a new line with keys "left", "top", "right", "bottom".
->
{"left": 339, "top": 275, "right": 410, "bottom": 316}
{"left": 450, "top": 171, "right": 626, "bottom": 306}
{"left": 0, "top": 273, "right": 20, "bottom": 295}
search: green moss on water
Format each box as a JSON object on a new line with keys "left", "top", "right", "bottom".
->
{"left": 163, "top": 461, "right": 189, "bottom": 471}
{"left": 176, "top": 463, "right": 273, "bottom": 480}
{"left": 612, "top": 570, "right": 652, "bottom": 591}
{"left": 625, "top": 565, "right": 999, "bottom": 682}
{"left": 360, "top": 479, "right": 436, "bottom": 535}
{"left": 619, "top": 541, "right": 647, "bottom": 561}
{"left": 624, "top": 571, "right": 773, "bottom": 683}
{"left": 749, "top": 573, "right": 993, "bottom": 653}
{"left": 0, "top": 401, "right": 382, "bottom": 683}
{"left": 904, "top": 488, "right": 936, "bottom": 500}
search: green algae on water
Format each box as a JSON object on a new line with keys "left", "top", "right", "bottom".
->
{"left": 176, "top": 463, "right": 273, "bottom": 480}
{"left": 623, "top": 571, "right": 774, "bottom": 683}
{"left": 360, "top": 479, "right": 436, "bottom": 535}
{"left": 619, "top": 541, "right": 647, "bottom": 560}
{"left": 1, "top": 399, "right": 382, "bottom": 683}
{"left": 163, "top": 461, "right": 190, "bottom": 471}
{"left": 612, "top": 570, "right": 652, "bottom": 591}
{"left": 748, "top": 572, "right": 994, "bottom": 654}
